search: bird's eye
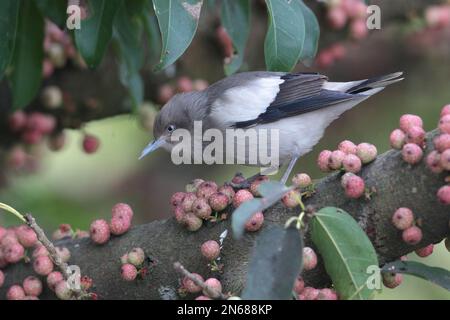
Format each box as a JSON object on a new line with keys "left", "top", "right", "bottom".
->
{"left": 167, "top": 125, "right": 176, "bottom": 133}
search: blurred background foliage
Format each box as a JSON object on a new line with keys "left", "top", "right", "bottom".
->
{"left": 1, "top": 0, "right": 450, "bottom": 299}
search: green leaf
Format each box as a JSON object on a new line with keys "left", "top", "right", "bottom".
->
{"left": 310, "top": 207, "right": 379, "bottom": 300}
{"left": 153, "top": 0, "right": 203, "bottom": 71}
{"left": 9, "top": 0, "right": 44, "bottom": 109}
{"left": 74, "top": 0, "right": 121, "bottom": 68}
{"left": 242, "top": 226, "right": 303, "bottom": 300}
{"left": 264, "top": 0, "right": 305, "bottom": 71}
{"left": 220, "top": 0, "right": 250, "bottom": 75}
{"left": 298, "top": 0, "right": 319, "bottom": 63}
{"left": 34, "top": 0, "right": 67, "bottom": 28}
{"left": 257, "top": 181, "right": 289, "bottom": 199}
{"left": 0, "top": 0, "right": 20, "bottom": 80}
{"left": 113, "top": 1, "right": 144, "bottom": 109}
{"left": 141, "top": 0, "right": 162, "bottom": 64}
{"left": 382, "top": 261, "right": 450, "bottom": 291}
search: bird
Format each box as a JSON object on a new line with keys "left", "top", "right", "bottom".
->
{"left": 139, "top": 71, "right": 403, "bottom": 184}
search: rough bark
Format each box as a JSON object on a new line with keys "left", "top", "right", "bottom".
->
{"left": 1, "top": 130, "right": 448, "bottom": 300}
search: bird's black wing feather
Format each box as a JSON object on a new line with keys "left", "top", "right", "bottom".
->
{"left": 234, "top": 73, "right": 356, "bottom": 128}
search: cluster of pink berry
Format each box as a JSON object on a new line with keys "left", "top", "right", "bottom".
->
{"left": 425, "top": 5, "right": 450, "bottom": 29}
{"left": 316, "top": 43, "right": 346, "bottom": 69}
{"left": 390, "top": 114, "right": 426, "bottom": 164}
{"left": 325, "top": 0, "right": 369, "bottom": 40}
{"left": 89, "top": 203, "right": 134, "bottom": 245}
{"left": 317, "top": 140, "right": 377, "bottom": 198}
{"left": 120, "top": 247, "right": 147, "bottom": 281}
{"left": 157, "top": 76, "right": 209, "bottom": 105}
{"left": 180, "top": 273, "right": 223, "bottom": 300}
{"left": 0, "top": 225, "right": 38, "bottom": 269}
{"left": 171, "top": 178, "right": 265, "bottom": 233}
{"left": 42, "top": 21, "right": 86, "bottom": 79}
{"left": 391, "top": 207, "right": 430, "bottom": 252}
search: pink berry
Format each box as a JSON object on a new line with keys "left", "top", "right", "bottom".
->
{"left": 317, "top": 150, "right": 332, "bottom": 172}
{"left": 111, "top": 203, "right": 134, "bottom": 221}
{"left": 47, "top": 271, "right": 64, "bottom": 291}
{"left": 329, "top": 150, "right": 346, "bottom": 170}
{"left": 22, "top": 129, "right": 43, "bottom": 145}
{"left": 439, "top": 115, "right": 450, "bottom": 134}
{"left": 55, "top": 246, "right": 71, "bottom": 263}
{"left": 217, "top": 185, "right": 235, "bottom": 204}
{"left": 52, "top": 224, "right": 72, "bottom": 240}
{"left": 402, "top": 143, "right": 423, "bottom": 164}
{"left": 316, "top": 50, "right": 335, "bottom": 68}
{"left": 392, "top": 208, "right": 414, "bottom": 231}
{"left": 338, "top": 140, "right": 357, "bottom": 154}
{"left": 231, "top": 173, "right": 246, "bottom": 185}
{"left": 7, "top": 285, "right": 26, "bottom": 300}
{"left": 350, "top": 19, "right": 368, "bottom": 40}
{"left": 317, "top": 288, "right": 338, "bottom": 300}
{"left": 405, "top": 126, "right": 426, "bottom": 145}
{"left": 383, "top": 273, "right": 403, "bottom": 289}
{"left": 110, "top": 216, "right": 131, "bottom": 235}
{"left": 356, "top": 143, "right": 378, "bottom": 164}
{"left": 344, "top": 175, "right": 365, "bottom": 199}
{"left": 399, "top": 114, "right": 423, "bottom": 132}
{"left": 33, "top": 255, "right": 54, "bottom": 276}
{"left": 342, "top": 154, "right": 362, "bottom": 173}
{"left": 390, "top": 129, "right": 406, "bottom": 150}
{"left": 121, "top": 263, "right": 138, "bottom": 281}
{"left": 15, "top": 225, "right": 38, "bottom": 248}
{"left": 157, "top": 84, "right": 174, "bottom": 104}
{"left": 232, "top": 189, "right": 254, "bottom": 208}
{"left": 293, "top": 277, "right": 305, "bottom": 295}
{"left": 185, "top": 179, "right": 204, "bottom": 193}
{"left": 327, "top": 7, "right": 347, "bottom": 29}
{"left": 171, "top": 192, "right": 186, "bottom": 208}
{"left": 181, "top": 193, "right": 198, "bottom": 212}
{"left": 249, "top": 176, "right": 269, "bottom": 197}
{"left": 32, "top": 244, "right": 49, "bottom": 258}
{"left": 184, "top": 213, "right": 203, "bottom": 231}
{"left": 4, "top": 242, "right": 25, "bottom": 263}
{"left": 82, "top": 134, "right": 100, "bottom": 154}
{"left": 441, "top": 104, "right": 450, "bottom": 117}
{"left": 415, "top": 244, "right": 434, "bottom": 257}
{"left": 303, "top": 247, "right": 318, "bottom": 271}
{"left": 292, "top": 173, "right": 312, "bottom": 188}
{"left": 8, "top": 111, "right": 27, "bottom": 132}
{"left": 302, "top": 287, "right": 320, "bottom": 300}
{"left": 203, "top": 278, "right": 222, "bottom": 297}
{"left": 402, "top": 226, "right": 423, "bottom": 245}
{"left": 127, "top": 247, "right": 145, "bottom": 266}
{"left": 426, "top": 151, "right": 443, "bottom": 173}
{"left": 437, "top": 185, "right": 450, "bottom": 205}
{"left": 80, "top": 276, "right": 93, "bottom": 290}
{"left": 208, "top": 192, "right": 229, "bottom": 212}
{"left": 195, "top": 295, "right": 212, "bottom": 300}
{"left": 192, "top": 198, "right": 212, "bottom": 219}
{"left": 6, "top": 146, "right": 27, "bottom": 170}
{"left": 434, "top": 134, "right": 450, "bottom": 152}
{"left": 341, "top": 172, "right": 356, "bottom": 188}
{"left": 177, "top": 76, "right": 193, "bottom": 93}
{"left": 201, "top": 240, "right": 220, "bottom": 260}
{"left": 182, "top": 273, "right": 204, "bottom": 293}
{"left": 120, "top": 253, "right": 129, "bottom": 264}
{"left": 55, "top": 281, "right": 72, "bottom": 300}
{"left": 173, "top": 206, "right": 187, "bottom": 224}
{"left": 0, "top": 270, "right": 4, "bottom": 288}
{"left": 282, "top": 190, "right": 300, "bottom": 208}
{"left": 439, "top": 149, "right": 450, "bottom": 170}
{"left": 89, "top": 219, "right": 110, "bottom": 244}
{"left": 23, "top": 276, "right": 43, "bottom": 297}
{"left": 196, "top": 181, "right": 218, "bottom": 199}
{"left": 244, "top": 212, "right": 264, "bottom": 232}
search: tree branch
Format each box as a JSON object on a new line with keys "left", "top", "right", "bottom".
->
{"left": 1, "top": 130, "right": 448, "bottom": 299}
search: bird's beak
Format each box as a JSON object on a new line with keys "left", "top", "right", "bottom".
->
{"left": 139, "top": 137, "right": 165, "bottom": 160}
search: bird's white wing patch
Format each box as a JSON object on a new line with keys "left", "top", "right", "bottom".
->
{"left": 323, "top": 80, "right": 365, "bottom": 92}
{"left": 209, "top": 77, "right": 284, "bottom": 127}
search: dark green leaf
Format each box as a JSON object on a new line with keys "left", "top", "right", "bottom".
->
{"left": 310, "top": 207, "right": 379, "bottom": 300}
{"left": 0, "top": 0, "right": 20, "bottom": 80}
{"left": 242, "top": 226, "right": 303, "bottom": 300}
{"left": 382, "top": 261, "right": 450, "bottom": 291}
{"left": 220, "top": 0, "right": 250, "bottom": 75}
{"left": 153, "top": 0, "right": 203, "bottom": 71}
{"left": 264, "top": 0, "right": 305, "bottom": 71}
{"left": 141, "top": 0, "right": 162, "bottom": 64}
{"left": 35, "top": 0, "right": 67, "bottom": 27}
{"left": 298, "top": 0, "right": 319, "bottom": 63}
{"left": 9, "top": 0, "right": 44, "bottom": 109}
{"left": 113, "top": 1, "right": 144, "bottom": 108}
{"left": 74, "top": 0, "right": 121, "bottom": 68}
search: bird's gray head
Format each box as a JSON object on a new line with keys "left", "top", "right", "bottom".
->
{"left": 139, "top": 92, "right": 207, "bottom": 159}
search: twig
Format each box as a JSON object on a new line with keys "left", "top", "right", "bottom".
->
{"left": 173, "top": 262, "right": 227, "bottom": 300}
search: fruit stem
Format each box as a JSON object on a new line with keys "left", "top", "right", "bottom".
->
{"left": 0, "top": 202, "right": 26, "bottom": 222}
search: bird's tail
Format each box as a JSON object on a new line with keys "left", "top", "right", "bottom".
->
{"left": 346, "top": 72, "right": 404, "bottom": 95}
